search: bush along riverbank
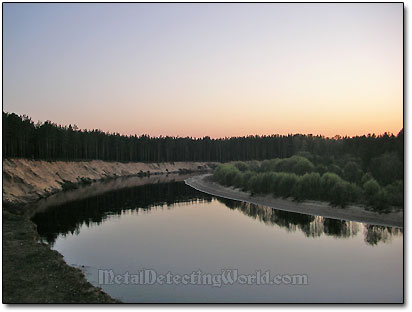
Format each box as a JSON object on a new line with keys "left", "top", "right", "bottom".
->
{"left": 213, "top": 153, "right": 403, "bottom": 212}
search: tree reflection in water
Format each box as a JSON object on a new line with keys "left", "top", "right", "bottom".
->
{"left": 363, "top": 225, "right": 403, "bottom": 246}
{"left": 32, "top": 181, "right": 402, "bottom": 247}
{"left": 216, "top": 198, "right": 402, "bottom": 244}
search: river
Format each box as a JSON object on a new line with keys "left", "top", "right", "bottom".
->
{"left": 31, "top": 175, "right": 403, "bottom": 303}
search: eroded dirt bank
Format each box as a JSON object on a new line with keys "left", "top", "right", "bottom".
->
{"left": 3, "top": 201, "right": 119, "bottom": 303}
{"left": 185, "top": 174, "right": 403, "bottom": 228}
{"left": 3, "top": 173, "right": 194, "bottom": 303}
{"left": 2, "top": 158, "right": 213, "bottom": 303}
{"left": 3, "top": 158, "right": 214, "bottom": 204}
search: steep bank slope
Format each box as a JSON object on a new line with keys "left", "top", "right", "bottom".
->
{"left": 3, "top": 173, "right": 197, "bottom": 303}
{"left": 185, "top": 174, "right": 403, "bottom": 228}
{"left": 3, "top": 158, "right": 214, "bottom": 204}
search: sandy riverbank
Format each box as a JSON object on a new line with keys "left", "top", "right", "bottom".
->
{"left": 2, "top": 158, "right": 214, "bottom": 303}
{"left": 185, "top": 174, "right": 403, "bottom": 228}
{"left": 30, "top": 173, "right": 197, "bottom": 216}
{"left": 3, "top": 172, "right": 202, "bottom": 303}
{"left": 3, "top": 158, "right": 215, "bottom": 204}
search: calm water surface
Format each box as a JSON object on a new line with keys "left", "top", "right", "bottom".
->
{"left": 32, "top": 178, "right": 403, "bottom": 303}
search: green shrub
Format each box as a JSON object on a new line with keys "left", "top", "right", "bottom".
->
{"left": 272, "top": 155, "right": 314, "bottom": 175}
{"left": 233, "top": 171, "right": 244, "bottom": 188}
{"left": 260, "top": 172, "right": 277, "bottom": 193}
{"left": 247, "top": 174, "right": 260, "bottom": 193}
{"left": 241, "top": 171, "right": 255, "bottom": 190}
{"left": 315, "top": 164, "right": 328, "bottom": 175}
{"left": 361, "top": 172, "right": 374, "bottom": 185}
{"left": 213, "top": 164, "right": 241, "bottom": 186}
{"left": 293, "top": 172, "right": 321, "bottom": 200}
{"left": 277, "top": 173, "right": 298, "bottom": 198}
{"left": 363, "top": 178, "right": 381, "bottom": 198}
{"left": 320, "top": 172, "right": 343, "bottom": 197}
{"left": 328, "top": 164, "right": 343, "bottom": 177}
{"left": 329, "top": 181, "right": 349, "bottom": 207}
{"left": 234, "top": 161, "right": 249, "bottom": 172}
{"left": 260, "top": 159, "right": 280, "bottom": 172}
{"left": 292, "top": 157, "right": 315, "bottom": 175}
{"left": 248, "top": 160, "right": 261, "bottom": 172}
{"left": 270, "top": 173, "right": 283, "bottom": 196}
{"left": 213, "top": 154, "right": 402, "bottom": 211}
{"left": 383, "top": 180, "right": 403, "bottom": 207}
{"left": 343, "top": 182, "right": 361, "bottom": 206}
{"left": 343, "top": 161, "right": 362, "bottom": 183}
{"left": 363, "top": 178, "right": 382, "bottom": 208}
{"left": 369, "top": 152, "right": 403, "bottom": 186}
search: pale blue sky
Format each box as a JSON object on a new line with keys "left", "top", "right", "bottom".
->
{"left": 3, "top": 3, "right": 403, "bottom": 137}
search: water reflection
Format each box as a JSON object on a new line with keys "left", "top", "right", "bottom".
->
{"left": 32, "top": 181, "right": 212, "bottom": 245}
{"left": 32, "top": 181, "right": 402, "bottom": 247}
{"left": 364, "top": 225, "right": 402, "bottom": 246}
{"left": 219, "top": 198, "right": 402, "bottom": 244}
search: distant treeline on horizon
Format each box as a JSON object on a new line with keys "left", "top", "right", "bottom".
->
{"left": 3, "top": 112, "right": 403, "bottom": 164}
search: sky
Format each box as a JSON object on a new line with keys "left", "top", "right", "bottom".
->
{"left": 3, "top": 3, "right": 403, "bottom": 138}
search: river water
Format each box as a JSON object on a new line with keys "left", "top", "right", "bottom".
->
{"left": 31, "top": 176, "right": 403, "bottom": 303}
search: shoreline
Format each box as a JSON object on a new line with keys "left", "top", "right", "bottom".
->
{"left": 185, "top": 174, "right": 403, "bottom": 228}
{"left": 2, "top": 159, "right": 212, "bottom": 303}
{"left": 3, "top": 200, "right": 119, "bottom": 303}
{"left": 3, "top": 158, "right": 215, "bottom": 204}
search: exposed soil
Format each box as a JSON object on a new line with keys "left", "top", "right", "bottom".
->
{"left": 2, "top": 159, "right": 214, "bottom": 303}
{"left": 3, "top": 158, "right": 215, "bottom": 204}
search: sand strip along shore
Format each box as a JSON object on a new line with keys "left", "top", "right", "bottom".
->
{"left": 2, "top": 158, "right": 215, "bottom": 204}
{"left": 2, "top": 172, "right": 203, "bottom": 303}
{"left": 185, "top": 174, "right": 403, "bottom": 228}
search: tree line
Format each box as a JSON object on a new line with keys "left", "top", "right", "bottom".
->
{"left": 3, "top": 111, "right": 403, "bottom": 167}
{"left": 213, "top": 153, "right": 403, "bottom": 211}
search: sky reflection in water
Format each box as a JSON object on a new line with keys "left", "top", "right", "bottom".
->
{"left": 32, "top": 180, "right": 403, "bottom": 303}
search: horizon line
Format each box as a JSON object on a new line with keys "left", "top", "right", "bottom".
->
{"left": 3, "top": 110, "right": 403, "bottom": 140}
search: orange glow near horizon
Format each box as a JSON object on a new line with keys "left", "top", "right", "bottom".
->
{"left": 3, "top": 3, "right": 403, "bottom": 138}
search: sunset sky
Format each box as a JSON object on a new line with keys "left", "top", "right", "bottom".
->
{"left": 3, "top": 3, "right": 403, "bottom": 138}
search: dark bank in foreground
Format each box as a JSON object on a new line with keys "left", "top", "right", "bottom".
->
{"left": 2, "top": 172, "right": 202, "bottom": 303}
{"left": 2, "top": 201, "right": 118, "bottom": 303}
